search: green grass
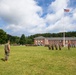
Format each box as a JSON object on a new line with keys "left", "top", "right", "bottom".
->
{"left": 0, "top": 46, "right": 76, "bottom": 75}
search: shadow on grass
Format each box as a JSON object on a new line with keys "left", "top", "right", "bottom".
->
{"left": 1, "top": 58, "right": 6, "bottom": 61}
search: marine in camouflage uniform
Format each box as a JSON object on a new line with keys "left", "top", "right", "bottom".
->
{"left": 4, "top": 40, "right": 10, "bottom": 61}
{"left": 51, "top": 44, "right": 54, "bottom": 50}
{"left": 59, "top": 42, "right": 61, "bottom": 50}
{"left": 68, "top": 41, "right": 71, "bottom": 50}
{"left": 48, "top": 45, "right": 51, "bottom": 50}
{"left": 55, "top": 44, "right": 58, "bottom": 50}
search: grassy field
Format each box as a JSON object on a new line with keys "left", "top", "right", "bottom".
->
{"left": 0, "top": 46, "right": 76, "bottom": 75}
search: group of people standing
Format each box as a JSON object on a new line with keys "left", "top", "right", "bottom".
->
{"left": 48, "top": 41, "right": 75, "bottom": 50}
{"left": 48, "top": 43, "right": 62, "bottom": 50}
{"left": 67, "top": 40, "right": 75, "bottom": 50}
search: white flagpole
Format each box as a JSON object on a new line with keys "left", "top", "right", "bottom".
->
{"left": 63, "top": 9, "right": 70, "bottom": 47}
{"left": 63, "top": 27, "right": 65, "bottom": 47}
{"left": 62, "top": 14, "right": 65, "bottom": 47}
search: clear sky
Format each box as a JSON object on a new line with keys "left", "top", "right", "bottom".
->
{"left": 0, "top": 0, "right": 76, "bottom": 36}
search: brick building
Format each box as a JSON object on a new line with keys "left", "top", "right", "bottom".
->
{"left": 34, "top": 36, "right": 76, "bottom": 47}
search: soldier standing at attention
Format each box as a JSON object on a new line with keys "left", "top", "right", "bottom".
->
{"left": 59, "top": 42, "right": 61, "bottom": 50}
{"left": 68, "top": 41, "right": 71, "bottom": 50}
{"left": 48, "top": 45, "right": 51, "bottom": 50}
{"left": 55, "top": 44, "right": 58, "bottom": 50}
{"left": 4, "top": 40, "right": 10, "bottom": 61}
{"left": 51, "top": 44, "right": 54, "bottom": 50}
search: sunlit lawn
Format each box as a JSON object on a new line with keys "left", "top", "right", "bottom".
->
{"left": 0, "top": 45, "right": 76, "bottom": 75}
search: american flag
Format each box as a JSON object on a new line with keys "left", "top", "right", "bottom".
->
{"left": 64, "top": 9, "right": 70, "bottom": 12}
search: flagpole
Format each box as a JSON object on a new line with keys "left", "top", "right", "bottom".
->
{"left": 63, "top": 27, "right": 65, "bottom": 47}
{"left": 63, "top": 14, "right": 65, "bottom": 47}
{"left": 63, "top": 9, "right": 70, "bottom": 47}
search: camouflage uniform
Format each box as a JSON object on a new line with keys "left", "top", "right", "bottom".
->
{"left": 51, "top": 44, "right": 54, "bottom": 50}
{"left": 55, "top": 44, "right": 58, "bottom": 50}
{"left": 4, "top": 41, "right": 10, "bottom": 61}
{"left": 68, "top": 41, "right": 71, "bottom": 50}
{"left": 48, "top": 45, "right": 51, "bottom": 50}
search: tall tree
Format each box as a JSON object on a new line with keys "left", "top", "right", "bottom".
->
{"left": 7, "top": 34, "right": 20, "bottom": 44}
{"left": 0, "top": 29, "right": 7, "bottom": 44}
{"left": 26, "top": 38, "right": 33, "bottom": 44}
{"left": 19, "top": 34, "right": 26, "bottom": 45}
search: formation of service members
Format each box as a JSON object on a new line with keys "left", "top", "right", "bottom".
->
{"left": 48, "top": 43, "right": 62, "bottom": 50}
{"left": 48, "top": 41, "right": 76, "bottom": 50}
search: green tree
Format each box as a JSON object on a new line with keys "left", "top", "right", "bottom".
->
{"left": 0, "top": 29, "right": 7, "bottom": 44}
{"left": 26, "top": 38, "right": 33, "bottom": 44}
{"left": 7, "top": 34, "right": 20, "bottom": 44}
{"left": 19, "top": 34, "right": 26, "bottom": 45}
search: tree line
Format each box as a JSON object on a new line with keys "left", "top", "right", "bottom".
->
{"left": 0, "top": 29, "right": 76, "bottom": 44}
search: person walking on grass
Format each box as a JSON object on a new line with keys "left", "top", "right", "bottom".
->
{"left": 4, "top": 40, "right": 10, "bottom": 61}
